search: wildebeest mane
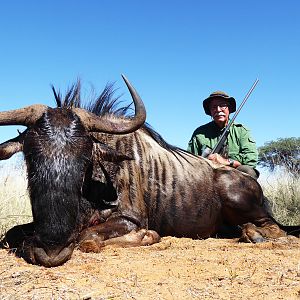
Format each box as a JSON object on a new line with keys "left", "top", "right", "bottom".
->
{"left": 143, "top": 123, "right": 181, "bottom": 153}
{"left": 141, "top": 123, "right": 191, "bottom": 162}
{"left": 51, "top": 81, "right": 185, "bottom": 157}
{"left": 51, "top": 81, "right": 82, "bottom": 108}
{"left": 51, "top": 81, "right": 131, "bottom": 117}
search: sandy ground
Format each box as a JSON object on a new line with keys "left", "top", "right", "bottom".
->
{"left": 1, "top": 236, "right": 300, "bottom": 300}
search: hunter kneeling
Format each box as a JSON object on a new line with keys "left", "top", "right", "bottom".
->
{"left": 187, "top": 87, "right": 259, "bottom": 179}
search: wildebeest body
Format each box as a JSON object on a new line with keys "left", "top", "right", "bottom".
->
{"left": 90, "top": 129, "right": 223, "bottom": 239}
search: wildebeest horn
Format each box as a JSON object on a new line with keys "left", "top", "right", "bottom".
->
{"left": 0, "top": 104, "right": 48, "bottom": 126}
{"left": 73, "top": 74, "right": 146, "bottom": 134}
{"left": 0, "top": 131, "right": 27, "bottom": 160}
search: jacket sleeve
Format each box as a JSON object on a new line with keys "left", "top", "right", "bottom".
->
{"left": 187, "top": 135, "right": 201, "bottom": 156}
{"left": 236, "top": 126, "right": 258, "bottom": 167}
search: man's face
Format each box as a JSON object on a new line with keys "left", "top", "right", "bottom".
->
{"left": 209, "top": 98, "right": 230, "bottom": 127}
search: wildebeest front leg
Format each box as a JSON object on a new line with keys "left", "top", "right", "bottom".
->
{"left": 78, "top": 217, "right": 160, "bottom": 252}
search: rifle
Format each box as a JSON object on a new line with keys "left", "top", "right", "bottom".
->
{"left": 202, "top": 79, "right": 259, "bottom": 158}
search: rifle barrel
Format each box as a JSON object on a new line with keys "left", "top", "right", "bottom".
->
{"left": 229, "top": 78, "right": 259, "bottom": 125}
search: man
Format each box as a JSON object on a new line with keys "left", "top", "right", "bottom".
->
{"left": 187, "top": 91, "right": 259, "bottom": 179}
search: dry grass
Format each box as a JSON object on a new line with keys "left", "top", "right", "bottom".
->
{"left": 259, "top": 168, "right": 300, "bottom": 225}
{"left": 0, "top": 156, "right": 32, "bottom": 238}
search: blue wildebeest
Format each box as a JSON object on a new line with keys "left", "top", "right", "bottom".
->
{"left": 0, "top": 75, "right": 298, "bottom": 267}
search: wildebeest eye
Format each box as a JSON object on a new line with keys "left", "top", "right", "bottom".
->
{"left": 92, "top": 139, "right": 133, "bottom": 163}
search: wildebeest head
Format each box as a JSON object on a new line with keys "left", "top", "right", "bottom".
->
{"left": 0, "top": 75, "right": 146, "bottom": 267}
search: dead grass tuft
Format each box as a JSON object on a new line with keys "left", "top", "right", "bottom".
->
{"left": 259, "top": 168, "right": 300, "bottom": 225}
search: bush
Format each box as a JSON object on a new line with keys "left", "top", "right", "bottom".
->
{"left": 258, "top": 137, "right": 300, "bottom": 176}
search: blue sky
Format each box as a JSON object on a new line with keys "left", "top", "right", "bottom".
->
{"left": 0, "top": 0, "right": 299, "bottom": 157}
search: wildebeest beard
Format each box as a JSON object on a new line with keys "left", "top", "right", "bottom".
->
{"left": 23, "top": 108, "right": 93, "bottom": 250}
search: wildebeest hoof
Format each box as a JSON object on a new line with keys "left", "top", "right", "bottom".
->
{"left": 239, "top": 223, "right": 267, "bottom": 243}
{"left": 239, "top": 233, "right": 266, "bottom": 243}
{"left": 252, "top": 236, "right": 266, "bottom": 243}
{"left": 133, "top": 229, "right": 161, "bottom": 246}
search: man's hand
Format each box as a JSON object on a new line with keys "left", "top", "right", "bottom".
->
{"left": 207, "top": 153, "right": 230, "bottom": 166}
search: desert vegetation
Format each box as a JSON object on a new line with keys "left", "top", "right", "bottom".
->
{"left": 258, "top": 168, "right": 300, "bottom": 226}
{"left": 258, "top": 137, "right": 300, "bottom": 226}
{"left": 0, "top": 155, "right": 32, "bottom": 238}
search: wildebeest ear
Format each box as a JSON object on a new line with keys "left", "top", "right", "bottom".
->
{"left": 0, "top": 130, "right": 26, "bottom": 160}
{"left": 92, "top": 139, "right": 133, "bottom": 163}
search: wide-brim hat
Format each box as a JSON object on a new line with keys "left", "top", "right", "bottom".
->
{"left": 203, "top": 91, "right": 236, "bottom": 116}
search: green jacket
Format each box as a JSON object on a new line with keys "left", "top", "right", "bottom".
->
{"left": 187, "top": 121, "right": 258, "bottom": 167}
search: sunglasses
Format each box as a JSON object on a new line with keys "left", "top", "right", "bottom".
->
{"left": 210, "top": 103, "right": 228, "bottom": 111}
